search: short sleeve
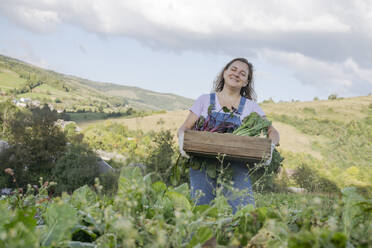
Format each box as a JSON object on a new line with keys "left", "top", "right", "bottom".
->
{"left": 189, "top": 95, "right": 205, "bottom": 117}
{"left": 253, "top": 102, "right": 266, "bottom": 117}
{"left": 240, "top": 99, "right": 266, "bottom": 120}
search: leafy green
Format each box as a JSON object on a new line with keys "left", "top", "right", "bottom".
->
{"left": 41, "top": 200, "right": 79, "bottom": 246}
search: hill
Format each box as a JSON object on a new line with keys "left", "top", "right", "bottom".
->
{"left": 0, "top": 54, "right": 193, "bottom": 111}
{"left": 81, "top": 95, "right": 372, "bottom": 192}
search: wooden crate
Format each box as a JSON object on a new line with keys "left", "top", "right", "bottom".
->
{"left": 183, "top": 130, "right": 271, "bottom": 162}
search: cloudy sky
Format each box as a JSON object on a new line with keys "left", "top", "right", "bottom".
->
{"left": 1, "top": 0, "right": 372, "bottom": 102}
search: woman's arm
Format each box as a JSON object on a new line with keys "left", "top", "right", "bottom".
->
{"left": 177, "top": 111, "right": 199, "bottom": 158}
{"left": 177, "top": 111, "right": 199, "bottom": 138}
{"left": 268, "top": 125, "right": 280, "bottom": 146}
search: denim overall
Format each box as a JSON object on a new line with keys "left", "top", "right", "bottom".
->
{"left": 189, "top": 93, "right": 255, "bottom": 214}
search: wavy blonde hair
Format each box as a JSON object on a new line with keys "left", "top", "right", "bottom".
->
{"left": 213, "top": 58, "right": 257, "bottom": 101}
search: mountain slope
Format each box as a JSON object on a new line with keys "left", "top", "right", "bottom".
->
{"left": 76, "top": 78, "right": 194, "bottom": 110}
{"left": 0, "top": 54, "right": 194, "bottom": 111}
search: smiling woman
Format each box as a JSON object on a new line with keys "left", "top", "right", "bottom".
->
{"left": 177, "top": 57, "right": 280, "bottom": 217}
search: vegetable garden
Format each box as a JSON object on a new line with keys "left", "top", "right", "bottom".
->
{"left": 1, "top": 101, "right": 372, "bottom": 247}
{"left": 1, "top": 167, "right": 371, "bottom": 247}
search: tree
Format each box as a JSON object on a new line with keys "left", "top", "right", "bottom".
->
{"left": 0, "top": 104, "right": 67, "bottom": 188}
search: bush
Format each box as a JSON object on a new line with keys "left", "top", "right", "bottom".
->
{"left": 292, "top": 164, "right": 339, "bottom": 193}
{"left": 98, "top": 170, "right": 119, "bottom": 194}
{"left": 0, "top": 102, "right": 105, "bottom": 194}
{"left": 0, "top": 104, "right": 67, "bottom": 188}
{"left": 303, "top": 107, "right": 316, "bottom": 114}
{"left": 52, "top": 144, "right": 100, "bottom": 194}
{"left": 143, "top": 130, "right": 177, "bottom": 185}
{"left": 328, "top": 94, "right": 338, "bottom": 100}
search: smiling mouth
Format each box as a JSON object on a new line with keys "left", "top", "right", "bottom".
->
{"left": 229, "top": 75, "right": 240, "bottom": 82}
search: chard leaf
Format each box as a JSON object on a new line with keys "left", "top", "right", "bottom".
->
{"left": 187, "top": 226, "right": 213, "bottom": 248}
{"left": 222, "top": 106, "right": 230, "bottom": 113}
{"left": 166, "top": 191, "right": 192, "bottom": 210}
{"left": 41, "top": 201, "right": 79, "bottom": 246}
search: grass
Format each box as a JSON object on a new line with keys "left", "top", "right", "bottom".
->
{"left": 68, "top": 112, "right": 113, "bottom": 122}
{"left": 262, "top": 95, "right": 372, "bottom": 121}
{"left": 0, "top": 70, "right": 27, "bottom": 89}
{"left": 79, "top": 110, "right": 186, "bottom": 133}
{"left": 255, "top": 191, "right": 338, "bottom": 210}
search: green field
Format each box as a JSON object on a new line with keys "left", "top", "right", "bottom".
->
{"left": 0, "top": 69, "right": 27, "bottom": 89}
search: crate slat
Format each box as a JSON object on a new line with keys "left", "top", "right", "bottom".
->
{"left": 183, "top": 130, "right": 271, "bottom": 162}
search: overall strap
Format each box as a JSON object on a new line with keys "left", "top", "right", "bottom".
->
{"left": 209, "top": 93, "right": 216, "bottom": 110}
{"left": 237, "top": 96, "right": 246, "bottom": 115}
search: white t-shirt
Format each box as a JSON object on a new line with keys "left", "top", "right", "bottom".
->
{"left": 190, "top": 93, "right": 266, "bottom": 121}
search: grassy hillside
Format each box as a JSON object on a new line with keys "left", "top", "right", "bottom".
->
{"left": 0, "top": 54, "right": 193, "bottom": 111}
{"left": 81, "top": 95, "right": 372, "bottom": 193}
{"left": 77, "top": 79, "right": 194, "bottom": 111}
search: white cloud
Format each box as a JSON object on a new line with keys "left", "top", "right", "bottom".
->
{"left": 1, "top": 0, "right": 372, "bottom": 95}
{"left": 0, "top": 37, "right": 50, "bottom": 68}
{"left": 259, "top": 49, "right": 372, "bottom": 96}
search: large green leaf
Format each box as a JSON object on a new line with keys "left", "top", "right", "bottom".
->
{"left": 70, "top": 185, "right": 97, "bottom": 210}
{"left": 187, "top": 226, "right": 213, "bottom": 248}
{"left": 151, "top": 181, "right": 167, "bottom": 194}
{"left": 172, "top": 183, "right": 189, "bottom": 197}
{"left": 166, "top": 191, "right": 192, "bottom": 211}
{"left": 41, "top": 201, "right": 79, "bottom": 246}
{"left": 95, "top": 233, "right": 117, "bottom": 248}
{"left": 0, "top": 203, "right": 39, "bottom": 248}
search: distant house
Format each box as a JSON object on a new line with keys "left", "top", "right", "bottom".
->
{"left": 12, "top": 98, "right": 40, "bottom": 108}
{"left": 20, "top": 97, "right": 31, "bottom": 103}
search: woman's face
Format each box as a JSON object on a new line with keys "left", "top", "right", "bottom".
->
{"left": 223, "top": 60, "right": 249, "bottom": 89}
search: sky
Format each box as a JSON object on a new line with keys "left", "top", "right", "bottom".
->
{"left": 1, "top": 0, "right": 372, "bottom": 102}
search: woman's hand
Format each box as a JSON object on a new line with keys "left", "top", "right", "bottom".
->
{"left": 268, "top": 125, "right": 280, "bottom": 146}
{"left": 177, "top": 111, "right": 199, "bottom": 158}
{"left": 264, "top": 143, "right": 276, "bottom": 165}
{"left": 177, "top": 130, "right": 190, "bottom": 158}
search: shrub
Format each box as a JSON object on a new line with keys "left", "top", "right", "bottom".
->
{"left": 0, "top": 104, "right": 67, "bottom": 188}
{"left": 262, "top": 98, "right": 275, "bottom": 104}
{"left": 143, "top": 130, "right": 182, "bottom": 185}
{"left": 328, "top": 94, "right": 337, "bottom": 100}
{"left": 98, "top": 170, "right": 119, "bottom": 194}
{"left": 292, "top": 164, "right": 339, "bottom": 193}
{"left": 303, "top": 107, "right": 316, "bottom": 114}
{"left": 0, "top": 102, "right": 104, "bottom": 194}
{"left": 52, "top": 144, "right": 100, "bottom": 194}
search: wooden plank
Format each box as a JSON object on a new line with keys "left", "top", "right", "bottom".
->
{"left": 183, "top": 130, "right": 271, "bottom": 162}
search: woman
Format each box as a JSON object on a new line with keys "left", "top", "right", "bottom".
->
{"left": 178, "top": 58, "right": 280, "bottom": 214}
